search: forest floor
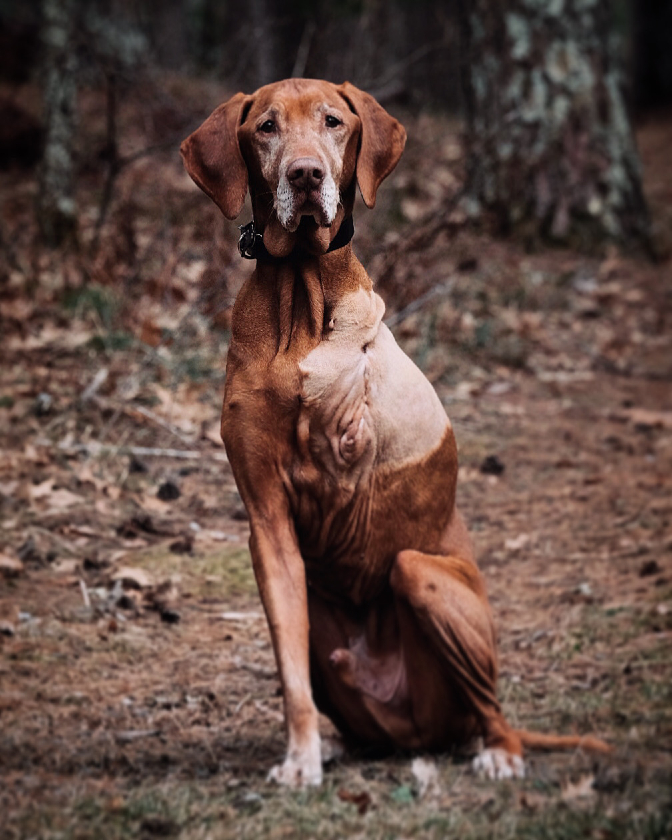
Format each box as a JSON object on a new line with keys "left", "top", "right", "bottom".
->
{"left": 1, "top": 78, "right": 671, "bottom": 839}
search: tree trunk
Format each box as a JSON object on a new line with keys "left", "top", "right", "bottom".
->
{"left": 37, "top": 0, "right": 79, "bottom": 249}
{"left": 458, "top": 0, "right": 650, "bottom": 252}
{"left": 249, "top": 0, "right": 278, "bottom": 88}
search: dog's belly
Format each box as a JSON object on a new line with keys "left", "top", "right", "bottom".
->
{"left": 292, "top": 287, "right": 456, "bottom": 603}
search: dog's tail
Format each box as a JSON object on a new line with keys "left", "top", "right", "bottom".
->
{"left": 515, "top": 729, "right": 612, "bottom": 754}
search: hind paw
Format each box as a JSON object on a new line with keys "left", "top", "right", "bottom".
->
{"left": 472, "top": 748, "right": 525, "bottom": 780}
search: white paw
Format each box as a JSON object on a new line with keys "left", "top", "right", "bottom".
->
{"left": 267, "top": 755, "right": 323, "bottom": 788}
{"left": 472, "top": 748, "right": 525, "bottom": 780}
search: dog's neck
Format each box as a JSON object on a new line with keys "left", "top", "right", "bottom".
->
{"left": 229, "top": 236, "right": 372, "bottom": 368}
{"left": 259, "top": 244, "right": 371, "bottom": 347}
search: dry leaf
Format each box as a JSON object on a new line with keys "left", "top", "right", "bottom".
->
{"left": 337, "top": 788, "right": 372, "bottom": 815}
{"left": 518, "top": 790, "right": 548, "bottom": 812}
{"left": 52, "top": 559, "right": 81, "bottom": 575}
{"left": 505, "top": 533, "right": 531, "bottom": 551}
{"left": 0, "top": 554, "right": 24, "bottom": 577}
{"left": 29, "top": 478, "right": 55, "bottom": 499}
{"left": 139, "top": 494, "right": 171, "bottom": 514}
{"left": 47, "top": 488, "right": 85, "bottom": 509}
{"left": 621, "top": 408, "right": 672, "bottom": 431}
{"left": 561, "top": 774, "right": 595, "bottom": 802}
{"left": 139, "top": 318, "right": 163, "bottom": 347}
{"left": 75, "top": 463, "right": 107, "bottom": 491}
{"left": 111, "top": 566, "right": 154, "bottom": 590}
{"left": 411, "top": 757, "right": 441, "bottom": 799}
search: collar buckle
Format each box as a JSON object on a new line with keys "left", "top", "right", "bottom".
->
{"left": 238, "top": 221, "right": 261, "bottom": 260}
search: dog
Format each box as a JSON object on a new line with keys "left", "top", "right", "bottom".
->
{"left": 181, "top": 79, "right": 609, "bottom": 787}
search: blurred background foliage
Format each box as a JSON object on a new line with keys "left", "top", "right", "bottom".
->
{"left": 0, "top": 0, "right": 670, "bottom": 255}
{"left": 2, "top": 0, "right": 671, "bottom": 111}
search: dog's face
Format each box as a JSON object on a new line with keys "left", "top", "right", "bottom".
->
{"left": 181, "top": 79, "right": 406, "bottom": 256}
{"left": 239, "top": 79, "right": 360, "bottom": 233}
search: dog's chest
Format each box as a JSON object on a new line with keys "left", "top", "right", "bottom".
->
{"left": 296, "top": 287, "right": 450, "bottom": 475}
{"left": 284, "top": 288, "right": 452, "bottom": 600}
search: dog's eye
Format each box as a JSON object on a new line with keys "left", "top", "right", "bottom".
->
{"left": 325, "top": 115, "right": 342, "bottom": 128}
{"left": 259, "top": 119, "right": 276, "bottom": 134}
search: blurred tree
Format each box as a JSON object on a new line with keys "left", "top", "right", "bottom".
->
{"left": 250, "top": 0, "right": 279, "bottom": 87}
{"left": 37, "top": 0, "right": 80, "bottom": 248}
{"left": 457, "top": 0, "right": 651, "bottom": 252}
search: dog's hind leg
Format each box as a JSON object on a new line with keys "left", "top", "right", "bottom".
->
{"left": 390, "top": 549, "right": 525, "bottom": 779}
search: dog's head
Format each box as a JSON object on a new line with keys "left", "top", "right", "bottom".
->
{"left": 180, "top": 79, "right": 406, "bottom": 256}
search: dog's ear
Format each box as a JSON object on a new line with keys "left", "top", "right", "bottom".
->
{"left": 337, "top": 82, "right": 406, "bottom": 209}
{"left": 180, "top": 92, "right": 250, "bottom": 220}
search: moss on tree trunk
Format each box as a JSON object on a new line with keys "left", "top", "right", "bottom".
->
{"left": 458, "top": 0, "right": 650, "bottom": 252}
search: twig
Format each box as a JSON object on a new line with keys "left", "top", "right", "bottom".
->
{"left": 114, "top": 729, "right": 160, "bottom": 744}
{"left": 131, "top": 405, "right": 194, "bottom": 446}
{"left": 234, "top": 693, "right": 252, "bottom": 714}
{"left": 32, "top": 526, "right": 86, "bottom": 556}
{"left": 375, "top": 187, "right": 466, "bottom": 296}
{"left": 81, "top": 367, "right": 109, "bottom": 403}
{"left": 79, "top": 578, "right": 91, "bottom": 608}
{"left": 368, "top": 40, "right": 447, "bottom": 94}
{"left": 385, "top": 279, "right": 455, "bottom": 328}
{"left": 47, "top": 439, "right": 228, "bottom": 462}
{"left": 91, "top": 396, "right": 195, "bottom": 447}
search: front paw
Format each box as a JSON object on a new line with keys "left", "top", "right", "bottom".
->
{"left": 267, "top": 754, "right": 323, "bottom": 787}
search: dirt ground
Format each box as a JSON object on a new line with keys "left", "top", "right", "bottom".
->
{"left": 1, "top": 80, "right": 671, "bottom": 838}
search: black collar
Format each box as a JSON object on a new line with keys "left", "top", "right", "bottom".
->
{"left": 238, "top": 215, "right": 354, "bottom": 262}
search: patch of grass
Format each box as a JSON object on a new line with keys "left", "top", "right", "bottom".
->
{"left": 62, "top": 284, "right": 120, "bottom": 328}
{"left": 5, "top": 759, "right": 672, "bottom": 840}
{"left": 134, "top": 544, "right": 256, "bottom": 599}
{"left": 170, "top": 351, "right": 220, "bottom": 383}
{"left": 87, "top": 330, "right": 135, "bottom": 352}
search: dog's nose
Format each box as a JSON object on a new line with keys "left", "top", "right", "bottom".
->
{"left": 287, "top": 157, "right": 325, "bottom": 191}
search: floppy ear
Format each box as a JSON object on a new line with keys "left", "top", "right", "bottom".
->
{"left": 337, "top": 81, "right": 407, "bottom": 208}
{"left": 180, "top": 92, "right": 249, "bottom": 220}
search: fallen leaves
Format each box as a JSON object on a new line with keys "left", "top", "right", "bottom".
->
{"left": 613, "top": 407, "right": 672, "bottom": 432}
{"left": 338, "top": 788, "right": 373, "bottom": 815}
{"left": 561, "top": 774, "right": 596, "bottom": 802}
{"left": 0, "top": 553, "right": 24, "bottom": 577}
{"left": 111, "top": 566, "right": 154, "bottom": 590}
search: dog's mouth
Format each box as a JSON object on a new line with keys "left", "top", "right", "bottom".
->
{"left": 298, "top": 191, "right": 334, "bottom": 225}
{"left": 279, "top": 205, "right": 333, "bottom": 232}
{"left": 275, "top": 177, "right": 339, "bottom": 232}
{"left": 262, "top": 204, "right": 342, "bottom": 259}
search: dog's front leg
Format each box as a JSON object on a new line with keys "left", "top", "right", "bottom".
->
{"left": 249, "top": 515, "right": 322, "bottom": 787}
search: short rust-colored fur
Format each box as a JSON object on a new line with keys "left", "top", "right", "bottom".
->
{"left": 181, "top": 79, "right": 609, "bottom": 786}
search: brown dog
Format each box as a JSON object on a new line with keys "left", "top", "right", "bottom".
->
{"left": 181, "top": 79, "right": 609, "bottom": 787}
